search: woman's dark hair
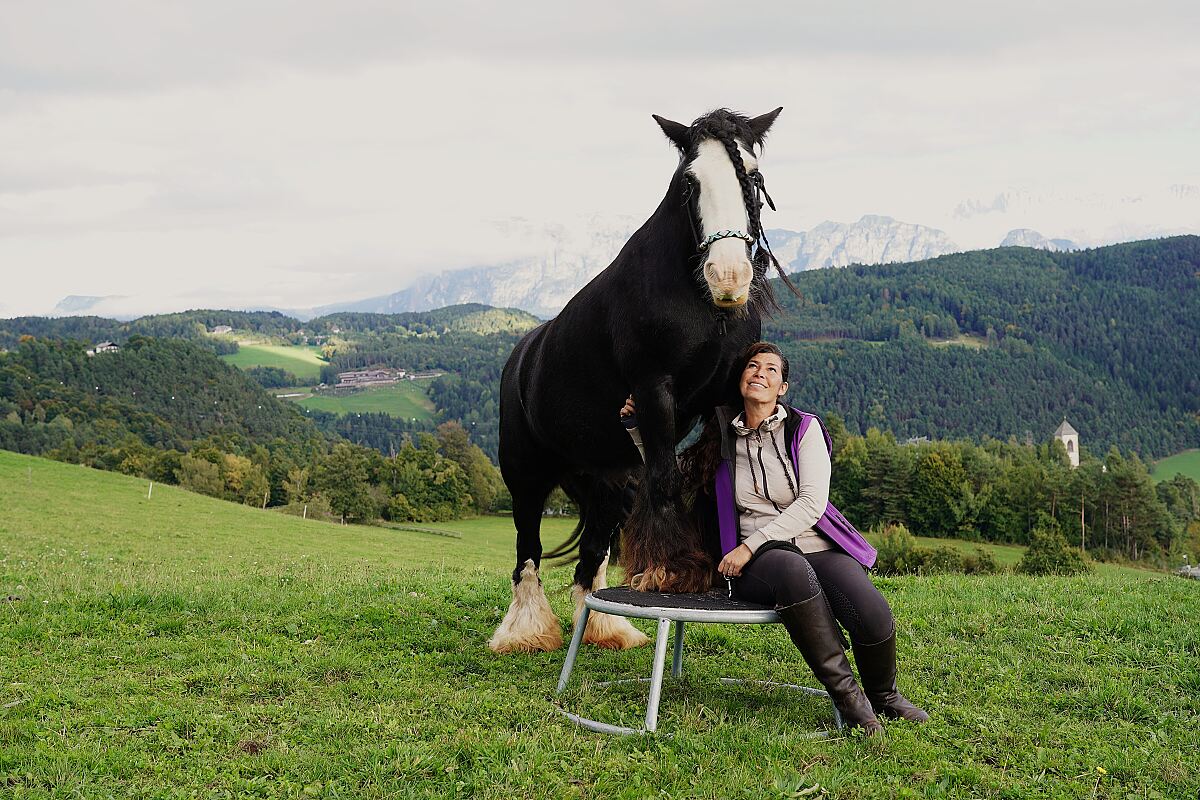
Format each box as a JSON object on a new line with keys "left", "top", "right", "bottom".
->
{"left": 678, "top": 341, "right": 790, "bottom": 504}
{"left": 742, "top": 341, "right": 789, "bottom": 383}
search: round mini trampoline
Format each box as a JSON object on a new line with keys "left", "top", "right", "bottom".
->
{"left": 554, "top": 587, "right": 845, "bottom": 736}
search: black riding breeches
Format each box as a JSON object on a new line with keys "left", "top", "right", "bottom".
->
{"left": 733, "top": 547, "right": 893, "bottom": 645}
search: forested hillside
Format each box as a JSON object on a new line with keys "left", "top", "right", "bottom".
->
{"left": 0, "top": 304, "right": 539, "bottom": 460}
{"left": 312, "top": 304, "right": 540, "bottom": 336}
{"left": 309, "top": 305, "right": 539, "bottom": 458}
{"left": 0, "top": 336, "right": 322, "bottom": 457}
{"left": 0, "top": 337, "right": 501, "bottom": 524}
{"left": 766, "top": 236, "right": 1200, "bottom": 457}
{"left": 3, "top": 237, "right": 1197, "bottom": 461}
{"left": 0, "top": 310, "right": 300, "bottom": 351}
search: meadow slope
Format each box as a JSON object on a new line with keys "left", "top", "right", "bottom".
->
{"left": 1152, "top": 449, "right": 1200, "bottom": 484}
{"left": 0, "top": 450, "right": 1197, "bottom": 799}
{"left": 221, "top": 344, "right": 328, "bottom": 383}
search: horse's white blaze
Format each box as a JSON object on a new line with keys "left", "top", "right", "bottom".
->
{"left": 488, "top": 559, "right": 563, "bottom": 653}
{"left": 572, "top": 554, "right": 650, "bottom": 650}
{"left": 689, "top": 138, "right": 757, "bottom": 307}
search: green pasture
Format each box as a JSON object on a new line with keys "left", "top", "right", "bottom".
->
{"left": 221, "top": 344, "right": 327, "bottom": 383}
{"left": 1152, "top": 449, "right": 1200, "bottom": 483}
{"left": 294, "top": 380, "right": 436, "bottom": 421}
{"left": 1, "top": 449, "right": 1197, "bottom": 799}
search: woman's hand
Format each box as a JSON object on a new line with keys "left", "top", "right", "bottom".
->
{"left": 717, "top": 543, "right": 753, "bottom": 577}
{"left": 619, "top": 395, "right": 636, "bottom": 418}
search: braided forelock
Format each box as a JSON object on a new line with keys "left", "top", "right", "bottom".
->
{"left": 687, "top": 113, "right": 759, "bottom": 220}
{"left": 703, "top": 119, "right": 781, "bottom": 312}
{"left": 711, "top": 126, "right": 763, "bottom": 240}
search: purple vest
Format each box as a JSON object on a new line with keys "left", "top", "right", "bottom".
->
{"left": 713, "top": 410, "right": 878, "bottom": 569}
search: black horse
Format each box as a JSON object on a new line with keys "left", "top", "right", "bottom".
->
{"left": 489, "top": 108, "right": 792, "bottom": 653}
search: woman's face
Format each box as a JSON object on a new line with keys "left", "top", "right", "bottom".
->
{"left": 739, "top": 352, "right": 788, "bottom": 405}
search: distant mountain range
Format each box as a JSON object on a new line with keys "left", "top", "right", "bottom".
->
{"left": 998, "top": 229, "right": 1077, "bottom": 251}
{"left": 49, "top": 217, "right": 1081, "bottom": 320}
{"left": 284, "top": 217, "right": 1076, "bottom": 320}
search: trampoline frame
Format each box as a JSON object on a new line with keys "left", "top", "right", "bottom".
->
{"left": 554, "top": 592, "right": 845, "bottom": 736}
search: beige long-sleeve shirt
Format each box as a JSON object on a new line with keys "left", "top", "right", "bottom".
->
{"left": 732, "top": 407, "right": 832, "bottom": 555}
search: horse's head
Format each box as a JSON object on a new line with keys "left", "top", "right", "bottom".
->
{"left": 653, "top": 108, "right": 782, "bottom": 309}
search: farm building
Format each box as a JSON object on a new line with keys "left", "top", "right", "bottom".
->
{"left": 336, "top": 368, "right": 404, "bottom": 388}
{"left": 86, "top": 342, "right": 119, "bottom": 356}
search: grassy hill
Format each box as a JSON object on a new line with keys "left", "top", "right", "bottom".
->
{"left": 293, "top": 379, "right": 436, "bottom": 421}
{"left": 221, "top": 343, "right": 328, "bottom": 383}
{"left": 2, "top": 449, "right": 1196, "bottom": 798}
{"left": 1152, "top": 449, "right": 1200, "bottom": 484}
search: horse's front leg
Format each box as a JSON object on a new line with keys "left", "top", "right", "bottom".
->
{"left": 619, "top": 378, "right": 713, "bottom": 593}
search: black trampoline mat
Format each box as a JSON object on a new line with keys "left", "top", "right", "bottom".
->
{"left": 592, "top": 587, "right": 774, "bottom": 612}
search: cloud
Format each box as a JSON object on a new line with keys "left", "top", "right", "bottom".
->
{"left": 3, "top": 2, "right": 1197, "bottom": 93}
{"left": 1, "top": 3, "right": 1197, "bottom": 315}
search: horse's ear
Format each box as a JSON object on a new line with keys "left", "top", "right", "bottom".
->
{"left": 748, "top": 107, "right": 783, "bottom": 142}
{"left": 652, "top": 114, "right": 690, "bottom": 151}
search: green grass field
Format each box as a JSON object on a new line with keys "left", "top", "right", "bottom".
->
{"left": 1152, "top": 449, "right": 1200, "bottom": 483}
{"left": 294, "top": 380, "right": 436, "bottom": 421}
{"left": 1, "top": 450, "right": 1196, "bottom": 798}
{"left": 221, "top": 344, "right": 328, "bottom": 383}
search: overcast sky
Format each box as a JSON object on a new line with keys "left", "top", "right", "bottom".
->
{"left": 2, "top": 1, "right": 1198, "bottom": 317}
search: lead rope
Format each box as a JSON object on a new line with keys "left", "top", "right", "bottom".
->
{"left": 745, "top": 435, "right": 760, "bottom": 495}
{"left": 749, "top": 170, "right": 801, "bottom": 297}
{"left": 769, "top": 426, "right": 798, "bottom": 498}
{"left": 756, "top": 437, "right": 781, "bottom": 512}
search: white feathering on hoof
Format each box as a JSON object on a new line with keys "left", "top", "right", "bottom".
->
{"left": 488, "top": 559, "right": 562, "bottom": 653}
{"left": 572, "top": 555, "right": 650, "bottom": 650}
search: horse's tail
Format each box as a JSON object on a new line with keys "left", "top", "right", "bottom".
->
{"left": 545, "top": 473, "right": 638, "bottom": 564}
{"left": 545, "top": 515, "right": 585, "bottom": 562}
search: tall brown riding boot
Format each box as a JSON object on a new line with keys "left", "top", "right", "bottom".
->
{"left": 853, "top": 626, "right": 929, "bottom": 723}
{"left": 776, "top": 595, "right": 883, "bottom": 735}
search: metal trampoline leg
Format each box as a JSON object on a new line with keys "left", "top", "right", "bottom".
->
{"left": 831, "top": 701, "right": 844, "bottom": 730}
{"left": 671, "top": 620, "right": 685, "bottom": 678}
{"left": 644, "top": 618, "right": 672, "bottom": 732}
{"left": 557, "top": 606, "right": 590, "bottom": 694}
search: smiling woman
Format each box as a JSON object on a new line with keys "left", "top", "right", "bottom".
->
{"left": 671, "top": 341, "right": 928, "bottom": 734}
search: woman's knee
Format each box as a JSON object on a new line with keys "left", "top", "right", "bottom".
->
{"left": 757, "top": 550, "right": 820, "bottom": 606}
{"left": 844, "top": 583, "right": 894, "bottom": 644}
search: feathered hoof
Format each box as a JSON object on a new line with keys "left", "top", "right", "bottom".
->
{"left": 572, "top": 585, "right": 650, "bottom": 649}
{"left": 488, "top": 560, "right": 563, "bottom": 654}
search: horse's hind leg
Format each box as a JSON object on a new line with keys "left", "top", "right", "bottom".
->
{"left": 488, "top": 474, "right": 563, "bottom": 654}
{"left": 570, "top": 477, "right": 649, "bottom": 650}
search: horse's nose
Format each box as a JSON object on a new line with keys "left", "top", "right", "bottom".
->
{"left": 705, "top": 260, "right": 752, "bottom": 282}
